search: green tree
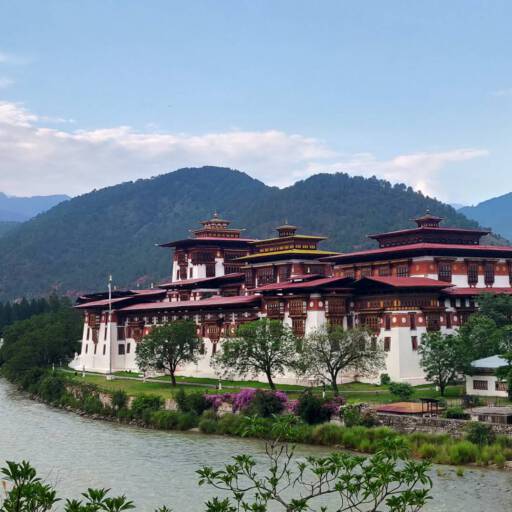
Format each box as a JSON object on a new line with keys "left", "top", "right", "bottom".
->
{"left": 297, "top": 326, "right": 385, "bottom": 395}
{"left": 198, "top": 422, "right": 432, "bottom": 512}
{"left": 418, "top": 332, "right": 463, "bottom": 396}
{"left": 478, "top": 293, "right": 512, "bottom": 327}
{"left": 213, "top": 319, "right": 297, "bottom": 390}
{"left": 135, "top": 321, "right": 199, "bottom": 386}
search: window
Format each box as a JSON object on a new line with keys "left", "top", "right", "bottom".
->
{"left": 385, "top": 315, "right": 391, "bottom": 331}
{"left": 360, "top": 267, "right": 372, "bottom": 278}
{"left": 189, "top": 267, "right": 194, "bottom": 278}
{"left": 85, "top": 344, "right": 88, "bottom": 354}
{"left": 344, "top": 268, "right": 355, "bottom": 279}
{"left": 484, "top": 262, "right": 495, "bottom": 287}
{"left": 438, "top": 261, "right": 452, "bottom": 282}
{"left": 102, "top": 344, "right": 106, "bottom": 355}
{"left": 292, "top": 318, "right": 306, "bottom": 337}
{"left": 117, "top": 326, "right": 125, "bottom": 340}
{"left": 205, "top": 263, "right": 216, "bottom": 278}
{"left": 467, "top": 262, "right": 478, "bottom": 287}
{"left": 411, "top": 336, "right": 418, "bottom": 351}
{"left": 87, "top": 327, "right": 91, "bottom": 340}
{"left": 496, "top": 381, "right": 508, "bottom": 392}
{"left": 396, "top": 264, "right": 409, "bottom": 278}
{"left": 446, "top": 312, "right": 452, "bottom": 329}
{"left": 126, "top": 343, "right": 131, "bottom": 354}
{"left": 473, "top": 380, "right": 488, "bottom": 390}
{"left": 104, "top": 325, "right": 108, "bottom": 341}
{"left": 257, "top": 267, "right": 276, "bottom": 285}
{"left": 94, "top": 343, "right": 97, "bottom": 355}
{"left": 378, "top": 265, "right": 390, "bottom": 276}
{"left": 278, "top": 265, "right": 291, "bottom": 282}
{"left": 118, "top": 344, "right": 125, "bottom": 355}
{"left": 384, "top": 337, "right": 391, "bottom": 352}
{"left": 409, "top": 313, "right": 416, "bottom": 330}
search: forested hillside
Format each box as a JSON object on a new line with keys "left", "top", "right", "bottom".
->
{"left": 0, "top": 166, "right": 497, "bottom": 300}
{"left": 460, "top": 193, "right": 512, "bottom": 241}
{"left": 0, "top": 221, "right": 18, "bottom": 238}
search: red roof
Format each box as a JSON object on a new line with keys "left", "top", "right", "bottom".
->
{"left": 322, "top": 243, "right": 512, "bottom": 262}
{"left": 443, "top": 287, "right": 512, "bottom": 296}
{"left": 254, "top": 276, "right": 352, "bottom": 292}
{"left": 75, "top": 296, "right": 135, "bottom": 309}
{"left": 356, "top": 276, "right": 453, "bottom": 288}
{"left": 158, "top": 273, "right": 244, "bottom": 288}
{"left": 119, "top": 294, "right": 261, "bottom": 312}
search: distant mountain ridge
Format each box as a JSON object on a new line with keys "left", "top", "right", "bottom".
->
{"left": 0, "top": 192, "right": 70, "bottom": 222}
{"left": 0, "top": 166, "right": 502, "bottom": 300}
{"left": 459, "top": 192, "right": 512, "bottom": 241}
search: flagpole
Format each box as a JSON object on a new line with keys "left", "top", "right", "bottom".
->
{"left": 107, "top": 274, "right": 114, "bottom": 380}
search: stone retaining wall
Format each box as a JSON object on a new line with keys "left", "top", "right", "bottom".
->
{"left": 378, "top": 413, "right": 512, "bottom": 437}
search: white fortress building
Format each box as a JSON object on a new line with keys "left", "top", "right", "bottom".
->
{"left": 70, "top": 212, "right": 512, "bottom": 384}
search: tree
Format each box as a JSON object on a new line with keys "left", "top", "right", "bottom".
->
{"left": 198, "top": 420, "right": 433, "bottom": 512}
{"left": 418, "top": 332, "right": 463, "bottom": 396}
{"left": 213, "top": 319, "right": 297, "bottom": 390}
{"left": 135, "top": 321, "right": 199, "bottom": 386}
{"left": 297, "top": 326, "right": 385, "bottom": 395}
{"left": 478, "top": 293, "right": 512, "bottom": 327}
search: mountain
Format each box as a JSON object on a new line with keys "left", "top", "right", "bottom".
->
{"left": 0, "top": 192, "right": 70, "bottom": 222}
{"left": 0, "top": 166, "right": 500, "bottom": 300}
{"left": 459, "top": 193, "right": 512, "bottom": 241}
{"left": 0, "top": 221, "right": 19, "bottom": 238}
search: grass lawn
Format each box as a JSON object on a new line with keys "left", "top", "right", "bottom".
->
{"left": 65, "top": 369, "right": 465, "bottom": 405}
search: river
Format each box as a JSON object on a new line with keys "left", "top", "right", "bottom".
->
{"left": 1, "top": 378, "right": 512, "bottom": 511}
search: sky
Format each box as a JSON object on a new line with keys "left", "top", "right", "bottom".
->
{"left": 0, "top": 0, "right": 511, "bottom": 205}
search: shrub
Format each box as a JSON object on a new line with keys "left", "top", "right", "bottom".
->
{"left": 247, "top": 390, "right": 286, "bottom": 418}
{"left": 360, "top": 409, "right": 380, "bottom": 427}
{"left": 380, "top": 373, "right": 391, "bottom": 386}
{"left": 111, "top": 390, "right": 128, "bottom": 410}
{"left": 18, "top": 367, "right": 46, "bottom": 393}
{"left": 311, "top": 424, "right": 344, "bottom": 445}
{"left": 341, "top": 405, "right": 362, "bottom": 427}
{"left": 117, "top": 408, "right": 132, "bottom": 421}
{"left": 175, "top": 389, "right": 209, "bottom": 416}
{"left": 38, "top": 374, "right": 66, "bottom": 403}
{"left": 358, "top": 438, "right": 373, "bottom": 453}
{"left": 296, "top": 391, "right": 331, "bottom": 425}
{"left": 232, "top": 388, "right": 258, "bottom": 412}
{"left": 151, "top": 410, "right": 180, "bottom": 429}
{"left": 494, "top": 452, "right": 506, "bottom": 468}
{"left": 177, "top": 412, "right": 199, "bottom": 431}
{"left": 217, "top": 413, "right": 245, "bottom": 435}
{"left": 417, "top": 443, "right": 437, "bottom": 460}
{"left": 448, "top": 441, "right": 478, "bottom": 464}
{"left": 465, "top": 422, "right": 495, "bottom": 446}
{"left": 389, "top": 382, "right": 414, "bottom": 400}
{"left": 131, "top": 394, "right": 163, "bottom": 419}
{"left": 199, "top": 418, "right": 218, "bottom": 434}
{"left": 443, "top": 407, "right": 470, "bottom": 420}
{"left": 82, "top": 395, "right": 104, "bottom": 415}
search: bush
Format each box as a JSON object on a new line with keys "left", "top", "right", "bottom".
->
{"left": 380, "top": 373, "right": 391, "bottom": 386}
{"left": 151, "top": 410, "right": 180, "bottom": 429}
{"left": 341, "top": 405, "right": 362, "bottom": 427}
{"left": 247, "top": 390, "right": 286, "bottom": 418}
{"left": 38, "top": 374, "right": 66, "bottom": 403}
{"left": 111, "top": 390, "right": 128, "bottom": 410}
{"left": 296, "top": 391, "right": 331, "bottom": 425}
{"left": 199, "top": 418, "right": 218, "bottom": 434}
{"left": 175, "top": 389, "right": 209, "bottom": 416}
{"left": 389, "top": 382, "right": 414, "bottom": 400}
{"left": 448, "top": 441, "right": 478, "bottom": 464}
{"left": 82, "top": 395, "right": 104, "bottom": 415}
{"left": 494, "top": 452, "right": 506, "bottom": 468}
{"left": 417, "top": 443, "right": 437, "bottom": 460}
{"left": 444, "top": 407, "right": 470, "bottom": 420}
{"left": 465, "top": 422, "right": 495, "bottom": 446}
{"left": 311, "top": 424, "right": 344, "bottom": 445}
{"left": 177, "top": 412, "right": 199, "bottom": 431}
{"left": 18, "top": 367, "right": 46, "bottom": 393}
{"left": 216, "top": 413, "right": 242, "bottom": 435}
{"left": 131, "top": 394, "right": 163, "bottom": 419}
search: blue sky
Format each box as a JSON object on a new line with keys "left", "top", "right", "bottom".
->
{"left": 0, "top": 1, "right": 511, "bottom": 204}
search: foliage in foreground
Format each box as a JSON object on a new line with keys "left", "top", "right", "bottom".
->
{"left": 0, "top": 436, "right": 433, "bottom": 511}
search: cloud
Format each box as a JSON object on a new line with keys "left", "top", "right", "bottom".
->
{"left": 0, "top": 101, "right": 488, "bottom": 199}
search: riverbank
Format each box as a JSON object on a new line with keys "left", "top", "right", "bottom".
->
{"left": 4, "top": 377, "right": 511, "bottom": 512}
{"left": 13, "top": 369, "right": 512, "bottom": 471}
